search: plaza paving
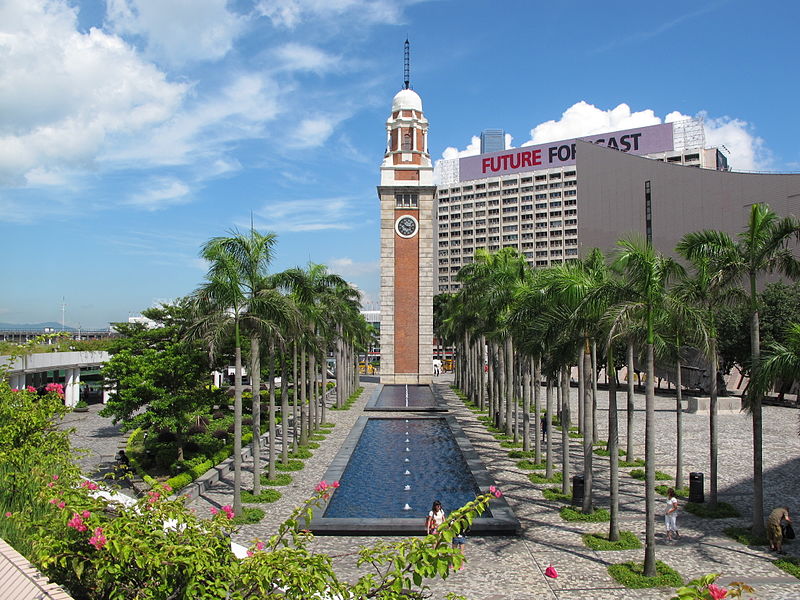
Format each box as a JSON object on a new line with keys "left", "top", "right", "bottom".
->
{"left": 67, "top": 378, "right": 800, "bottom": 599}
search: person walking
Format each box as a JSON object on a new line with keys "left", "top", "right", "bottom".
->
{"left": 665, "top": 488, "right": 679, "bottom": 541}
{"left": 432, "top": 358, "right": 442, "bottom": 377}
{"left": 768, "top": 506, "right": 791, "bottom": 554}
{"left": 540, "top": 414, "right": 548, "bottom": 443}
{"left": 426, "top": 500, "right": 445, "bottom": 534}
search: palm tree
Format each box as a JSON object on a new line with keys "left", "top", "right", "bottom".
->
{"left": 607, "top": 235, "right": 684, "bottom": 577}
{"left": 750, "top": 322, "right": 800, "bottom": 399}
{"left": 679, "top": 203, "right": 800, "bottom": 535}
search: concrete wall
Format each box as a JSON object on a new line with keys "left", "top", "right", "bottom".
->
{"left": 576, "top": 141, "right": 800, "bottom": 258}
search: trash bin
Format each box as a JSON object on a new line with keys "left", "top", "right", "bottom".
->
{"left": 689, "top": 472, "right": 704, "bottom": 503}
{"left": 571, "top": 474, "right": 585, "bottom": 506}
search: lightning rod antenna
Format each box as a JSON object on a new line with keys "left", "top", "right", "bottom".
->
{"left": 403, "top": 39, "right": 410, "bottom": 90}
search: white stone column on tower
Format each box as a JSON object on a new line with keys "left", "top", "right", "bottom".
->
{"left": 65, "top": 367, "right": 79, "bottom": 407}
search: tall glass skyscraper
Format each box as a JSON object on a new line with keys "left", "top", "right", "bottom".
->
{"left": 480, "top": 129, "right": 506, "bottom": 154}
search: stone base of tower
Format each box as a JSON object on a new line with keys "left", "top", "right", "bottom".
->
{"left": 380, "top": 373, "right": 432, "bottom": 385}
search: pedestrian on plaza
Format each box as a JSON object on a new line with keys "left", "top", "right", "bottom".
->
{"left": 452, "top": 526, "right": 468, "bottom": 570}
{"left": 665, "top": 488, "right": 679, "bottom": 541}
{"left": 426, "top": 500, "right": 446, "bottom": 535}
{"left": 768, "top": 506, "right": 791, "bottom": 554}
{"left": 540, "top": 414, "right": 548, "bottom": 443}
{"left": 433, "top": 358, "right": 442, "bottom": 377}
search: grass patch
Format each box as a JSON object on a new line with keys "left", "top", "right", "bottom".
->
{"left": 317, "top": 428, "right": 332, "bottom": 435}
{"left": 629, "top": 469, "right": 672, "bottom": 481}
{"left": 619, "top": 458, "right": 646, "bottom": 467}
{"left": 724, "top": 526, "right": 769, "bottom": 547}
{"left": 594, "top": 447, "right": 625, "bottom": 457}
{"left": 607, "top": 560, "right": 682, "bottom": 589}
{"left": 322, "top": 423, "right": 335, "bottom": 428}
{"left": 568, "top": 431, "right": 583, "bottom": 439}
{"left": 684, "top": 501, "right": 740, "bottom": 518}
{"left": 486, "top": 424, "right": 503, "bottom": 434}
{"left": 242, "top": 489, "right": 282, "bottom": 503}
{"left": 508, "top": 450, "right": 536, "bottom": 459}
{"left": 309, "top": 434, "right": 326, "bottom": 441}
{"left": 775, "top": 556, "right": 800, "bottom": 579}
{"left": 494, "top": 433, "right": 512, "bottom": 441}
{"left": 528, "top": 471, "right": 563, "bottom": 484}
{"left": 560, "top": 506, "right": 611, "bottom": 522}
{"left": 500, "top": 440, "right": 523, "bottom": 448}
{"left": 275, "top": 459, "right": 305, "bottom": 472}
{"left": 542, "top": 487, "right": 570, "bottom": 502}
{"left": 583, "top": 530, "right": 642, "bottom": 551}
{"left": 516, "top": 460, "right": 546, "bottom": 470}
{"left": 260, "top": 473, "right": 293, "bottom": 486}
{"left": 303, "top": 442, "right": 320, "bottom": 450}
{"left": 288, "top": 447, "right": 313, "bottom": 459}
{"left": 655, "top": 485, "right": 689, "bottom": 498}
{"left": 232, "top": 507, "right": 265, "bottom": 524}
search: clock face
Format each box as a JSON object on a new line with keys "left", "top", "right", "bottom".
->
{"left": 395, "top": 215, "right": 418, "bottom": 238}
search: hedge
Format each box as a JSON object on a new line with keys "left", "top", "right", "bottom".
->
{"left": 607, "top": 560, "right": 682, "bottom": 588}
{"left": 583, "top": 530, "right": 641, "bottom": 551}
{"left": 560, "top": 506, "right": 610, "bottom": 522}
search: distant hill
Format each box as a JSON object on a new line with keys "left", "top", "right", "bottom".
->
{"left": 0, "top": 322, "right": 77, "bottom": 331}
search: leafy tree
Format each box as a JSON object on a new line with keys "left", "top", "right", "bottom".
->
{"left": 101, "top": 304, "right": 217, "bottom": 462}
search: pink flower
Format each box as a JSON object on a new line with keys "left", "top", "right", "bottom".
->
{"left": 48, "top": 482, "right": 55, "bottom": 488}
{"left": 221, "top": 505, "right": 234, "bottom": 520}
{"left": 89, "top": 527, "right": 106, "bottom": 550}
{"left": 67, "top": 513, "right": 87, "bottom": 532}
{"left": 210, "top": 507, "right": 219, "bottom": 516}
{"left": 494, "top": 489, "right": 503, "bottom": 498}
{"left": 82, "top": 510, "right": 91, "bottom": 519}
{"left": 489, "top": 485, "right": 496, "bottom": 494}
{"left": 81, "top": 480, "right": 99, "bottom": 491}
{"left": 4, "top": 512, "right": 11, "bottom": 517}
{"left": 49, "top": 498, "right": 58, "bottom": 505}
{"left": 163, "top": 485, "right": 172, "bottom": 492}
{"left": 707, "top": 584, "right": 728, "bottom": 600}
{"left": 247, "top": 551, "right": 253, "bottom": 557}
{"left": 315, "top": 480, "right": 329, "bottom": 492}
{"left": 52, "top": 475, "right": 59, "bottom": 481}
{"left": 332, "top": 481, "right": 340, "bottom": 488}
{"left": 45, "top": 383, "right": 65, "bottom": 397}
{"left": 57, "top": 501, "right": 66, "bottom": 509}
{"left": 26, "top": 386, "right": 37, "bottom": 393}
{"left": 255, "top": 541, "right": 265, "bottom": 551}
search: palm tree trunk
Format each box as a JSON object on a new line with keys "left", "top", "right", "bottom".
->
{"left": 577, "top": 349, "right": 584, "bottom": 434}
{"left": 309, "top": 352, "right": 317, "bottom": 432}
{"left": 233, "top": 340, "right": 243, "bottom": 516}
{"left": 251, "top": 334, "right": 262, "bottom": 496}
{"left": 300, "top": 348, "right": 308, "bottom": 446}
{"left": 478, "top": 336, "right": 486, "bottom": 411}
{"left": 292, "top": 344, "right": 298, "bottom": 451}
{"left": 487, "top": 347, "right": 494, "bottom": 416}
{"left": 676, "top": 357, "right": 683, "bottom": 487}
{"left": 281, "top": 348, "right": 289, "bottom": 465}
{"left": 336, "top": 325, "right": 343, "bottom": 408}
{"left": 710, "top": 334, "right": 719, "bottom": 507}
{"left": 522, "top": 357, "right": 531, "bottom": 452}
{"left": 267, "top": 337, "right": 277, "bottom": 480}
{"left": 643, "top": 342, "right": 657, "bottom": 577}
{"left": 505, "top": 336, "right": 514, "bottom": 436}
{"left": 582, "top": 338, "right": 594, "bottom": 514}
{"left": 496, "top": 342, "right": 506, "bottom": 431}
{"left": 608, "top": 347, "right": 620, "bottom": 542}
{"left": 561, "top": 367, "right": 571, "bottom": 496}
{"left": 321, "top": 347, "right": 328, "bottom": 427}
{"left": 751, "top": 302, "right": 765, "bottom": 537}
{"left": 545, "top": 376, "right": 553, "bottom": 479}
{"left": 592, "top": 339, "right": 599, "bottom": 444}
{"left": 534, "top": 357, "right": 542, "bottom": 464}
{"left": 626, "top": 340, "right": 636, "bottom": 461}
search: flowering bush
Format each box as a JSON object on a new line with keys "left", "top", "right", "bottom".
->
{"left": 672, "top": 574, "right": 754, "bottom": 599}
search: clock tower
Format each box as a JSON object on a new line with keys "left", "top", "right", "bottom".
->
{"left": 377, "top": 45, "right": 435, "bottom": 385}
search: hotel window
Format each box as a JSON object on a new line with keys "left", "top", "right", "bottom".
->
{"left": 395, "top": 193, "right": 418, "bottom": 208}
{"left": 401, "top": 132, "right": 412, "bottom": 151}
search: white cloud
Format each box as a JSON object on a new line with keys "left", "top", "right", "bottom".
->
{"left": 437, "top": 100, "right": 770, "bottom": 173}
{"left": 106, "top": 0, "right": 245, "bottom": 66}
{"left": 327, "top": 257, "right": 379, "bottom": 278}
{"left": 274, "top": 43, "right": 340, "bottom": 73}
{"left": 126, "top": 178, "right": 191, "bottom": 210}
{"left": 252, "top": 196, "right": 358, "bottom": 232}
{"left": 0, "top": 0, "right": 186, "bottom": 186}
{"left": 289, "top": 117, "right": 339, "bottom": 148}
{"left": 255, "top": 0, "right": 405, "bottom": 29}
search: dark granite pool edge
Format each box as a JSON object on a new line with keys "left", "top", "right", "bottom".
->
{"left": 308, "top": 415, "right": 521, "bottom": 536}
{"left": 363, "top": 384, "right": 448, "bottom": 412}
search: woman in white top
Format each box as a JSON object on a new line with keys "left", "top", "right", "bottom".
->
{"left": 426, "top": 500, "right": 445, "bottom": 534}
{"left": 665, "top": 488, "right": 679, "bottom": 541}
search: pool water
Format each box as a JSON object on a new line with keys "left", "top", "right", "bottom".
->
{"left": 373, "top": 384, "right": 436, "bottom": 408}
{"left": 323, "top": 418, "right": 489, "bottom": 519}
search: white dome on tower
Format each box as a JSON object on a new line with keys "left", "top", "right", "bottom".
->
{"left": 391, "top": 88, "right": 423, "bottom": 112}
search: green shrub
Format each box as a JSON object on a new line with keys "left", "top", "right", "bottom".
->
{"left": 560, "top": 506, "right": 610, "bottom": 522}
{"left": 655, "top": 485, "right": 689, "bottom": 498}
{"left": 317, "top": 428, "right": 332, "bottom": 435}
{"left": 507, "top": 450, "right": 535, "bottom": 459}
{"left": 232, "top": 507, "right": 265, "bottom": 524}
{"left": 322, "top": 423, "right": 335, "bottom": 428}
{"left": 619, "top": 458, "right": 646, "bottom": 468}
{"left": 242, "top": 489, "right": 281, "bottom": 503}
{"left": 165, "top": 472, "right": 194, "bottom": 491}
{"left": 629, "top": 469, "right": 672, "bottom": 481}
{"left": 304, "top": 442, "right": 320, "bottom": 450}
{"left": 724, "top": 526, "right": 769, "bottom": 547}
{"left": 583, "top": 530, "right": 642, "bottom": 550}
{"left": 594, "top": 447, "right": 625, "bottom": 457}
{"left": 500, "top": 440, "right": 523, "bottom": 448}
{"left": 607, "top": 560, "right": 682, "bottom": 588}
{"left": 493, "top": 433, "right": 511, "bottom": 441}
{"left": 568, "top": 431, "right": 583, "bottom": 439}
{"left": 775, "top": 556, "right": 800, "bottom": 579}
{"left": 260, "top": 473, "right": 293, "bottom": 486}
{"left": 542, "top": 487, "right": 570, "bottom": 502}
{"left": 310, "top": 434, "right": 326, "bottom": 441}
{"left": 528, "top": 471, "right": 562, "bottom": 484}
{"left": 684, "top": 501, "right": 740, "bottom": 518}
{"left": 516, "top": 460, "right": 546, "bottom": 470}
{"left": 275, "top": 460, "right": 305, "bottom": 472}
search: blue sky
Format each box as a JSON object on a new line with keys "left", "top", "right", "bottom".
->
{"left": 2, "top": 0, "right": 798, "bottom": 327}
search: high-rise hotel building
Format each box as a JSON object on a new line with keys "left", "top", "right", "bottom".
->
{"left": 434, "top": 120, "right": 732, "bottom": 292}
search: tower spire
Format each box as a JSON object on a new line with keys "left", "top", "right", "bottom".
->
{"left": 403, "top": 38, "right": 410, "bottom": 90}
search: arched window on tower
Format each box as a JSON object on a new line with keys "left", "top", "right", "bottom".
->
{"left": 401, "top": 132, "right": 412, "bottom": 151}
